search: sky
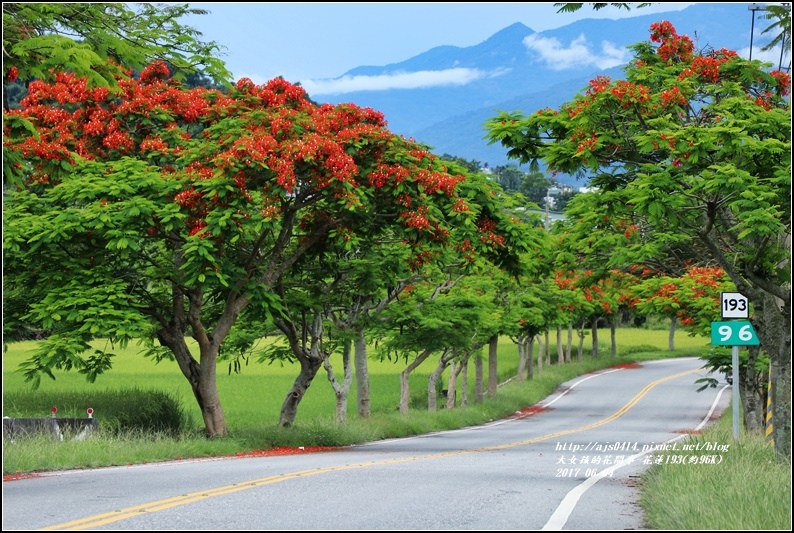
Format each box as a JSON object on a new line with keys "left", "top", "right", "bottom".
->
{"left": 183, "top": 2, "right": 702, "bottom": 94}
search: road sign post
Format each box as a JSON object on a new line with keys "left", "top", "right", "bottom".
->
{"left": 713, "top": 292, "right": 757, "bottom": 440}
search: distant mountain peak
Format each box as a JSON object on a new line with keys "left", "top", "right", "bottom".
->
{"left": 488, "top": 21, "right": 535, "bottom": 40}
{"left": 318, "top": 4, "right": 761, "bottom": 171}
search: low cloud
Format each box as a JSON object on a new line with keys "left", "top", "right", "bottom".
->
{"left": 523, "top": 33, "right": 628, "bottom": 70}
{"left": 301, "top": 67, "right": 509, "bottom": 95}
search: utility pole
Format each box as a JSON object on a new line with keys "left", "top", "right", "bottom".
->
{"left": 749, "top": 4, "right": 761, "bottom": 61}
{"left": 545, "top": 188, "right": 550, "bottom": 231}
{"left": 748, "top": 3, "right": 768, "bottom": 61}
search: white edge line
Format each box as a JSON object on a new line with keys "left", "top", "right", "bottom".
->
{"left": 541, "top": 382, "right": 729, "bottom": 530}
{"left": 542, "top": 369, "right": 623, "bottom": 408}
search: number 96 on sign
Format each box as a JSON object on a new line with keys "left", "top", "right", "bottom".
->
{"left": 711, "top": 321, "right": 760, "bottom": 346}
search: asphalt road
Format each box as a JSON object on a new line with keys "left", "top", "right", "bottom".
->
{"left": 2, "top": 357, "right": 731, "bottom": 531}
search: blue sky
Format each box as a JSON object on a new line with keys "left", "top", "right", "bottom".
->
{"left": 182, "top": 2, "right": 773, "bottom": 96}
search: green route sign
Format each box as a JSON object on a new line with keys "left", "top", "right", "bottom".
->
{"left": 711, "top": 321, "right": 760, "bottom": 346}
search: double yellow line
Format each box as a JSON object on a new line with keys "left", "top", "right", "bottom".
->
{"left": 44, "top": 367, "right": 698, "bottom": 530}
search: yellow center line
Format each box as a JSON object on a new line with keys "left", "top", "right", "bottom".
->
{"left": 43, "top": 368, "right": 697, "bottom": 530}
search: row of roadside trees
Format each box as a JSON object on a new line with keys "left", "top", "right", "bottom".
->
{"left": 485, "top": 17, "right": 791, "bottom": 459}
{"left": 3, "top": 4, "right": 790, "bottom": 460}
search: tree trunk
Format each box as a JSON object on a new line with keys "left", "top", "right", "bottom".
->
{"left": 428, "top": 349, "right": 454, "bottom": 411}
{"left": 591, "top": 318, "right": 599, "bottom": 358}
{"left": 544, "top": 330, "right": 551, "bottom": 367}
{"left": 701, "top": 227, "right": 791, "bottom": 459}
{"left": 487, "top": 334, "right": 498, "bottom": 397}
{"left": 324, "top": 339, "right": 353, "bottom": 424}
{"left": 557, "top": 326, "right": 564, "bottom": 364}
{"left": 566, "top": 324, "right": 573, "bottom": 363}
{"left": 516, "top": 334, "right": 529, "bottom": 382}
{"left": 157, "top": 330, "right": 228, "bottom": 437}
{"left": 739, "top": 345, "right": 765, "bottom": 433}
{"left": 610, "top": 321, "right": 617, "bottom": 357}
{"left": 460, "top": 357, "right": 469, "bottom": 407}
{"left": 427, "top": 371, "right": 440, "bottom": 412}
{"left": 354, "top": 328, "right": 371, "bottom": 418}
{"left": 516, "top": 340, "right": 526, "bottom": 383}
{"left": 527, "top": 336, "right": 535, "bottom": 380}
{"left": 757, "top": 292, "right": 791, "bottom": 459}
{"left": 576, "top": 323, "right": 586, "bottom": 361}
{"left": 474, "top": 353, "right": 484, "bottom": 403}
{"left": 537, "top": 335, "right": 543, "bottom": 374}
{"left": 400, "top": 349, "right": 432, "bottom": 415}
{"left": 279, "top": 355, "right": 324, "bottom": 427}
{"left": 446, "top": 358, "right": 462, "bottom": 410}
{"left": 668, "top": 315, "right": 677, "bottom": 351}
{"left": 770, "top": 348, "right": 791, "bottom": 459}
{"left": 277, "top": 312, "right": 327, "bottom": 427}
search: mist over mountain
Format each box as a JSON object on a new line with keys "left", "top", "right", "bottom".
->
{"left": 306, "top": 4, "right": 776, "bottom": 178}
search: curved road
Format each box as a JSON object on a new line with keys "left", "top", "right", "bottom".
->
{"left": 2, "top": 357, "right": 731, "bottom": 530}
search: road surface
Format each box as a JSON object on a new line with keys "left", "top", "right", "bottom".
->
{"left": 2, "top": 357, "right": 731, "bottom": 530}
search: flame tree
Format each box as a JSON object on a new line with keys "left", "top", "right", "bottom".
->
{"left": 3, "top": 64, "right": 521, "bottom": 436}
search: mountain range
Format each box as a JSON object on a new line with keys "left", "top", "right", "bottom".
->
{"left": 307, "top": 3, "right": 778, "bottom": 181}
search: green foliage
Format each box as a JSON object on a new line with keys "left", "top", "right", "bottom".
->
{"left": 103, "top": 388, "right": 189, "bottom": 435}
{"left": 553, "top": 3, "right": 651, "bottom": 14}
{"left": 489, "top": 164, "right": 526, "bottom": 193}
{"left": 2, "top": 3, "right": 232, "bottom": 90}
{"left": 372, "top": 273, "right": 510, "bottom": 368}
{"left": 437, "top": 153, "right": 483, "bottom": 173}
{"left": 759, "top": 4, "right": 792, "bottom": 57}
{"left": 695, "top": 345, "right": 769, "bottom": 392}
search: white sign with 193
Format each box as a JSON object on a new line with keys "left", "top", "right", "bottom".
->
{"left": 720, "top": 292, "right": 749, "bottom": 319}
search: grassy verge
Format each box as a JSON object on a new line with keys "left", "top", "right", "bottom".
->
{"left": 639, "top": 403, "right": 792, "bottom": 530}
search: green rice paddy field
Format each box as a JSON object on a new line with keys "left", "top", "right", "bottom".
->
{"left": 3, "top": 327, "right": 710, "bottom": 429}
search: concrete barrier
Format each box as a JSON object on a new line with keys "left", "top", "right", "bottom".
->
{"left": 3, "top": 417, "right": 99, "bottom": 441}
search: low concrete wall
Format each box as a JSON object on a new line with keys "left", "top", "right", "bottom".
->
{"left": 3, "top": 417, "right": 98, "bottom": 441}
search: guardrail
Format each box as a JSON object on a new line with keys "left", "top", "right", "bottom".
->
{"left": 3, "top": 408, "right": 98, "bottom": 441}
